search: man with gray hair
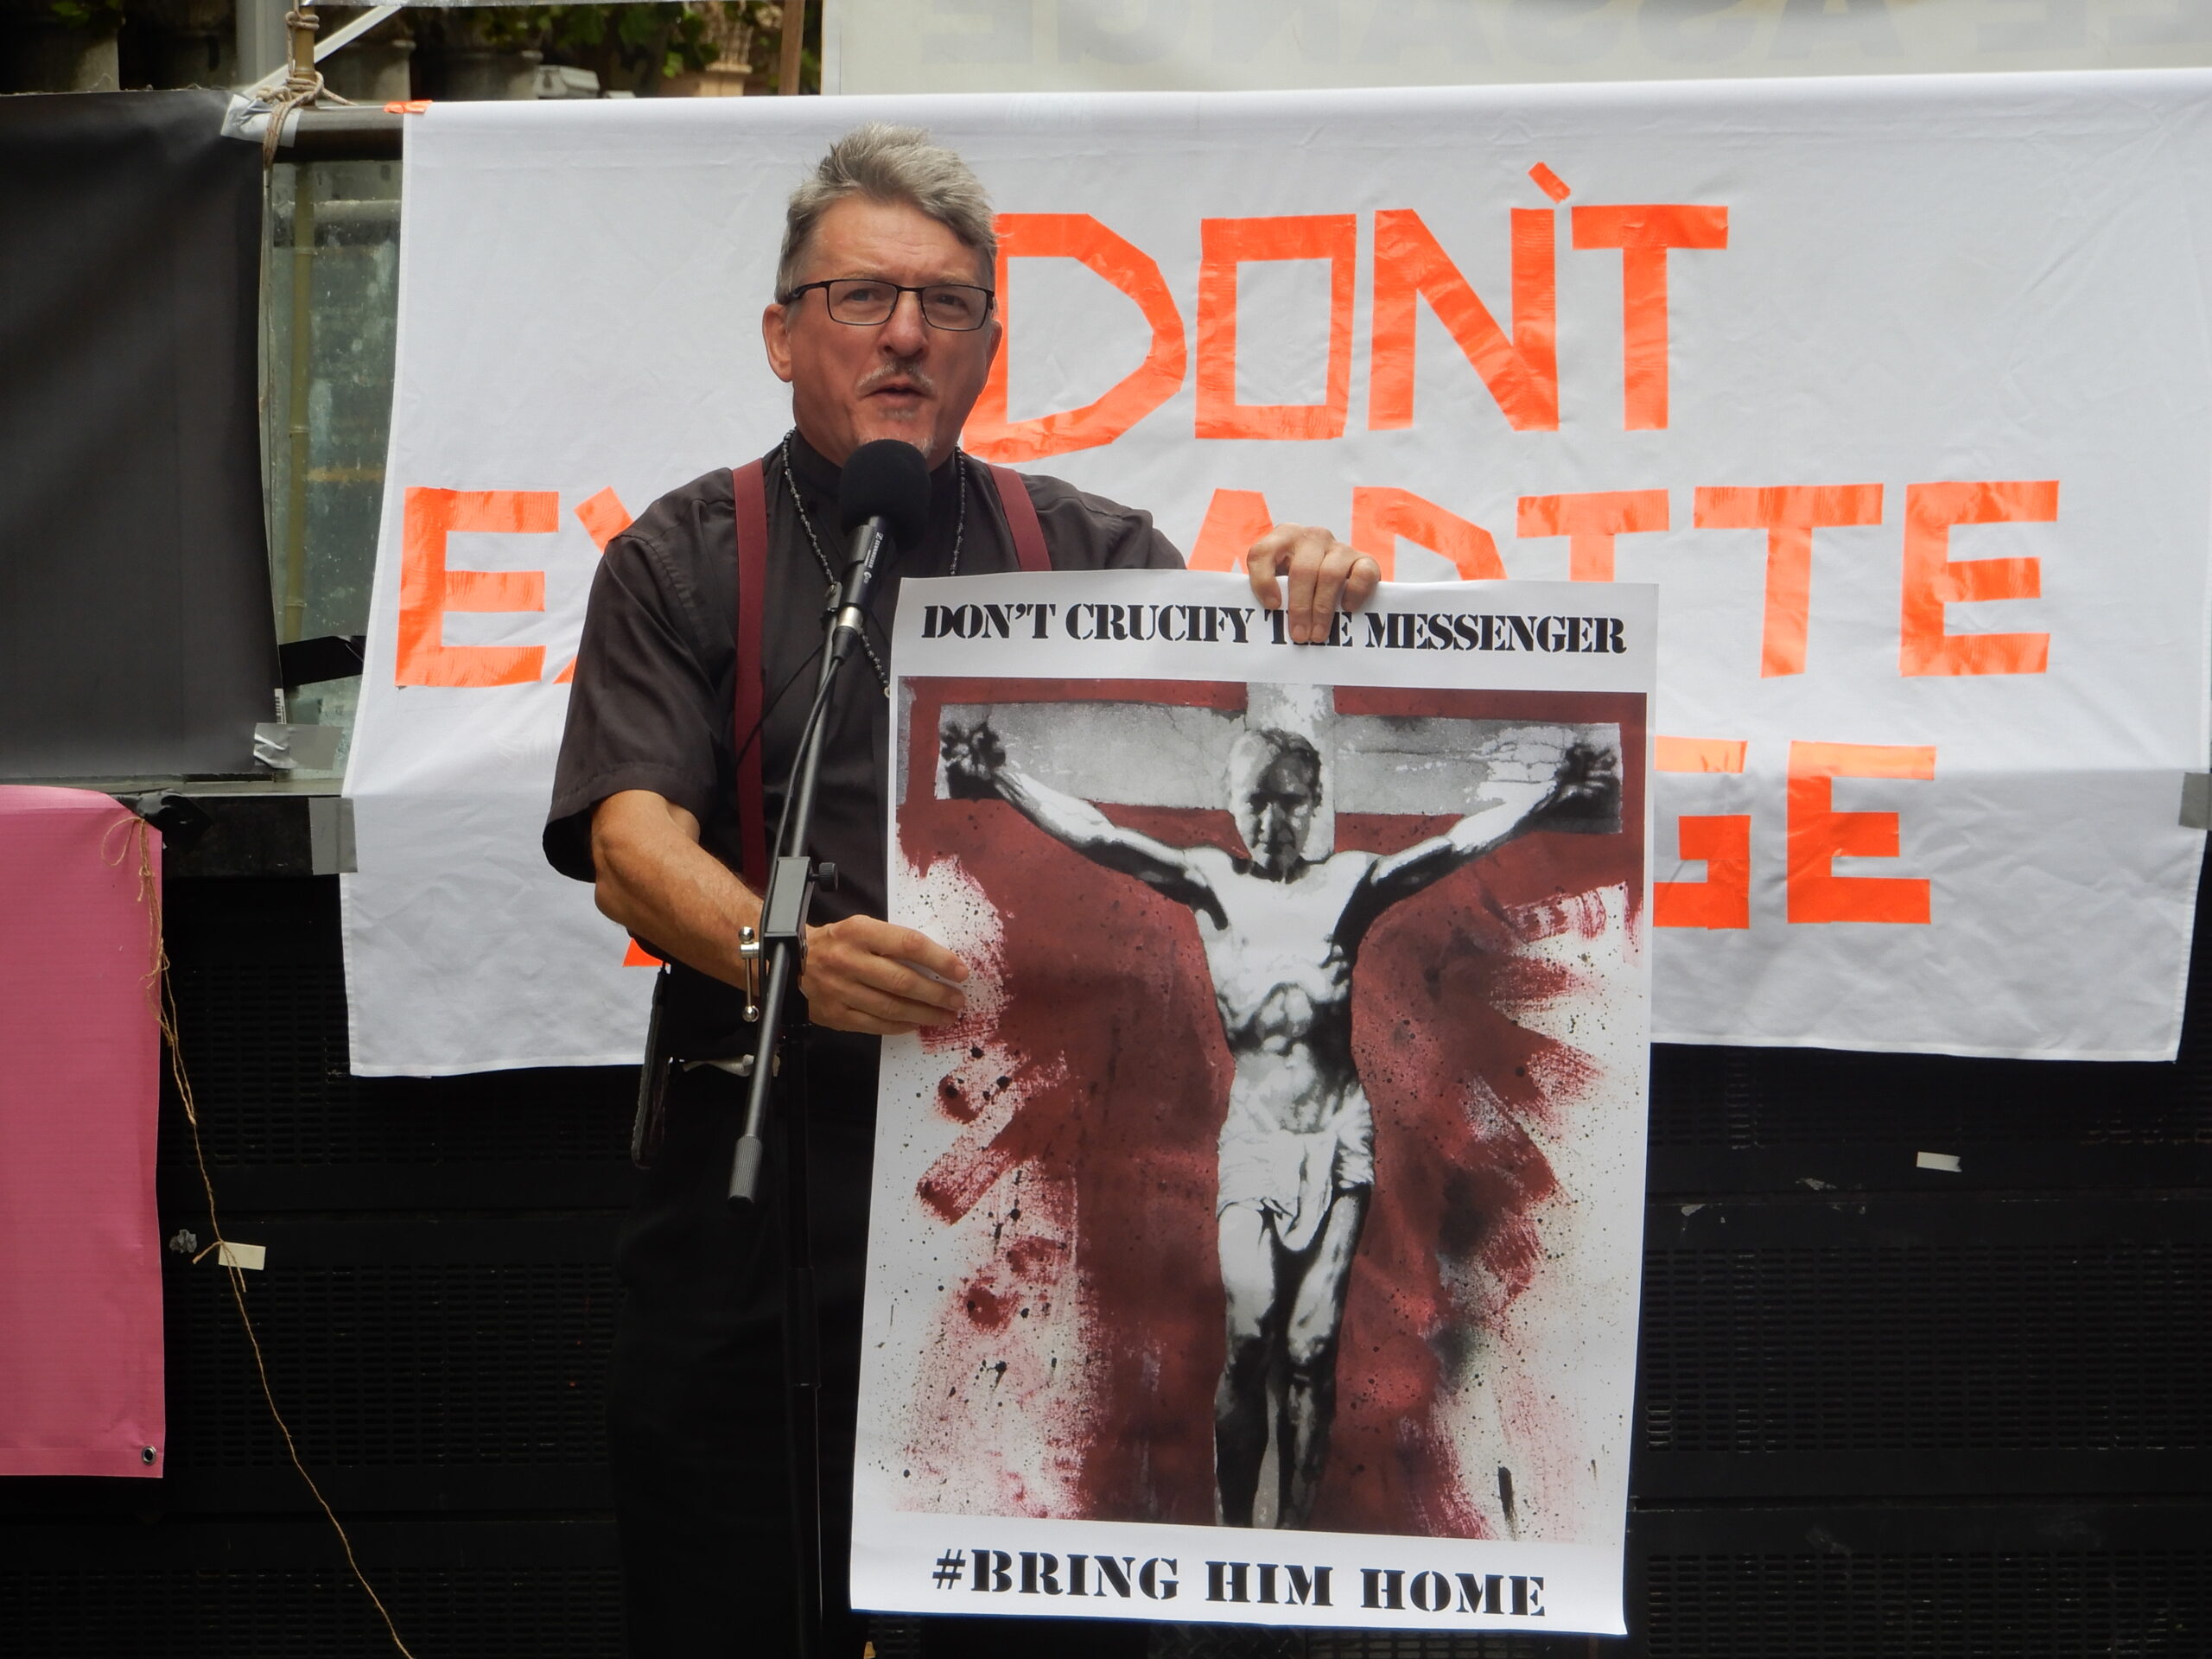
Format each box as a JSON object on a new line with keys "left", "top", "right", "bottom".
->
{"left": 548, "top": 124, "right": 1376, "bottom": 1656}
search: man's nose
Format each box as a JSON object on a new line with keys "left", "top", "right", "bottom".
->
{"left": 880, "top": 288, "right": 930, "bottom": 354}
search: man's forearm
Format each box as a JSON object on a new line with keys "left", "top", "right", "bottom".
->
{"left": 995, "top": 768, "right": 1121, "bottom": 854}
{"left": 995, "top": 767, "right": 1217, "bottom": 910}
{"left": 591, "top": 793, "right": 760, "bottom": 988}
{"left": 591, "top": 788, "right": 970, "bottom": 1034}
{"left": 1368, "top": 799, "right": 1528, "bottom": 902}
{"left": 1445, "top": 798, "right": 1533, "bottom": 861}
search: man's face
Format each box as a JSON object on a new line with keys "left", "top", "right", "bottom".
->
{"left": 1237, "top": 753, "right": 1319, "bottom": 877}
{"left": 761, "top": 195, "right": 1001, "bottom": 470}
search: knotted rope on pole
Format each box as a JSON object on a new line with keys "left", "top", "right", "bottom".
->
{"left": 262, "top": 8, "right": 350, "bottom": 167}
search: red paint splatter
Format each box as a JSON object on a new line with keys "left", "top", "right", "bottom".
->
{"left": 963, "top": 1282, "right": 1015, "bottom": 1328}
{"left": 936, "top": 1074, "right": 978, "bottom": 1122}
{"left": 1510, "top": 887, "right": 1616, "bottom": 944}
{"left": 897, "top": 677, "right": 1644, "bottom": 1535}
{"left": 1005, "top": 1236, "right": 1063, "bottom": 1277}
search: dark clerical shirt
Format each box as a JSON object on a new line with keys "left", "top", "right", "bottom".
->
{"left": 544, "top": 434, "right": 1183, "bottom": 1064}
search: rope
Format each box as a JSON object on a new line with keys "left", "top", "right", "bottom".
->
{"left": 262, "top": 10, "right": 351, "bottom": 168}
{"left": 111, "top": 816, "right": 418, "bottom": 1658}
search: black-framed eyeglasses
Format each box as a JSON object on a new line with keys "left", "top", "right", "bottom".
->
{"left": 779, "top": 278, "right": 996, "bottom": 332}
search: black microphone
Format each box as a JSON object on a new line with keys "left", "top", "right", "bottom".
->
{"left": 830, "top": 439, "right": 932, "bottom": 666}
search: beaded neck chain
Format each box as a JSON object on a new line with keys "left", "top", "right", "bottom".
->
{"left": 778, "top": 431, "right": 967, "bottom": 695}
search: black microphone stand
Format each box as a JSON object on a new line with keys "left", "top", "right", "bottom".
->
{"left": 725, "top": 516, "right": 890, "bottom": 1659}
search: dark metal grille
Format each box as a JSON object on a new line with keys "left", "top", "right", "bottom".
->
{"left": 1147, "top": 1629, "right": 1585, "bottom": 1657}
{"left": 2, "top": 1566, "right": 625, "bottom": 1659}
{"left": 168, "top": 1259, "right": 614, "bottom": 1469}
{"left": 1640, "top": 1243, "right": 2209, "bottom": 1454}
{"left": 1644, "top": 1549, "right": 2208, "bottom": 1658}
{"left": 1305, "top": 1636, "right": 1576, "bottom": 1657}
{"left": 162, "top": 962, "right": 632, "bottom": 1167}
{"left": 1649, "top": 1043, "right": 2212, "bottom": 1153}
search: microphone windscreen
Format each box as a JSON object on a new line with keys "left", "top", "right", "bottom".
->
{"left": 839, "top": 439, "right": 934, "bottom": 549}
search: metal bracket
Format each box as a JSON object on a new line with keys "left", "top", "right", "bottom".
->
{"left": 128, "top": 791, "right": 212, "bottom": 854}
{"left": 758, "top": 855, "right": 816, "bottom": 950}
{"left": 309, "top": 797, "right": 357, "bottom": 874}
{"left": 737, "top": 925, "right": 763, "bottom": 1022}
{"left": 255, "top": 722, "right": 341, "bottom": 772}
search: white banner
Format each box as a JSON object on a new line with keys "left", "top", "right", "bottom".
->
{"left": 851, "top": 570, "right": 1651, "bottom": 1632}
{"left": 345, "top": 73, "right": 2212, "bottom": 1072}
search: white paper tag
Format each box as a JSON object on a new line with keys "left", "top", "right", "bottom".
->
{"left": 215, "top": 1241, "right": 267, "bottom": 1270}
{"left": 1914, "top": 1152, "right": 1962, "bottom": 1173}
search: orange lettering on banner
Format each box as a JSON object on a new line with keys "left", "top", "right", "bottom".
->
{"left": 1196, "top": 215, "right": 1358, "bottom": 442}
{"left": 397, "top": 487, "right": 556, "bottom": 687}
{"left": 1659, "top": 817, "right": 1752, "bottom": 930}
{"left": 1187, "top": 488, "right": 1275, "bottom": 573}
{"left": 964, "top": 213, "right": 1187, "bottom": 463}
{"left": 574, "top": 486, "right": 632, "bottom": 551}
{"left": 1694, "top": 484, "right": 1884, "bottom": 677}
{"left": 1528, "top": 162, "right": 1572, "bottom": 205}
{"left": 1656, "top": 735, "right": 1748, "bottom": 773}
{"left": 1370, "top": 207, "right": 1558, "bottom": 432}
{"left": 1351, "top": 486, "right": 1507, "bottom": 581}
{"left": 1569, "top": 203, "right": 1728, "bottom": 430}
{"left": 555, "top": 487, "right": 636, "bottom": 684}
{"left": 1654, "top": 736, "right": 1750, "bottom": 930}
{"left": 1786, "top": 741, "right": 1936, "bottom": 925}
{"left": 1899, "top": 480, "right": 2057, "bottom": 677}
{"left": 1517, "top": 489, "right": 1669, "bottom": 581}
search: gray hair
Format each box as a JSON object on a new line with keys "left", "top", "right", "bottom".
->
{"left": 775, "top": 124, "right": 997, "bottom": 298}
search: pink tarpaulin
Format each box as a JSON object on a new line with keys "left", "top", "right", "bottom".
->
{"left": 0, "top": 786, "right": 164, "bottom": 1478}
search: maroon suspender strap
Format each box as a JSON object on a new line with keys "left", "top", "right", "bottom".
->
{"left": 986, "top": 462, "right": 1053, "bottom": 572}
{"left": 731, "top": 460, "right": 771, "bottom": 893}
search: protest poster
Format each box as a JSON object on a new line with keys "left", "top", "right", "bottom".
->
{"left": 849, "top": 570, "right": 1653, "bottom": 1634}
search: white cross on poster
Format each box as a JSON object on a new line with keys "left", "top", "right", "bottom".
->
{"left": 851, "top": 569, "right": 1655, "bottom": 1635}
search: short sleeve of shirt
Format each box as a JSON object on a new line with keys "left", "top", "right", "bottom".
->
{"left": 1027, "top": 476, "right": 1186, "bottom": 573}
{"left": 543, "top": 524, "right": 724, "bottom": 882}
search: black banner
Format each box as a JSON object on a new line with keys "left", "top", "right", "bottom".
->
{"left": 0, "top": 90, "right": 276, "bottom": 779}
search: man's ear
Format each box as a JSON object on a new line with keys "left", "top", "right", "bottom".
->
{"left": 761, "top": 302, "right": 795, "bottom": 385}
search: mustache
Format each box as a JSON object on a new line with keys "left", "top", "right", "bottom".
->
{"left": 861, "top": 361, "right": 938, "bottom": 397}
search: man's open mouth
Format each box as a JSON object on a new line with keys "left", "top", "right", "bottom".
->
{"left": 864, "top": 372, "right": 934, "bottom": 401}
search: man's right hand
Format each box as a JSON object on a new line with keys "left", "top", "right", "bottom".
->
{"left": 1535, "top": 737, "right": 1623, "bottom": 834}
{"left": 1474, "top": 728, "right": 1622, "bottom": 834}
{"left": 802, "top": 915, "right": 971, "bottom": 1036}
{"left": 593, "top": 789, "right": 972, "bottom": 1037}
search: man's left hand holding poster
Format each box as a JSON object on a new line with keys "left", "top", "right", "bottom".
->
{"left": 540, "top": 126, "right": 1379, "bottom": 1656}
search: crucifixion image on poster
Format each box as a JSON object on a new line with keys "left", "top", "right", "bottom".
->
{"left": 939, "top": 704, "right": 1620, "bottom": 1530}
{"left": 865, "top": 675, "right": 1647, "bottom": 1545}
